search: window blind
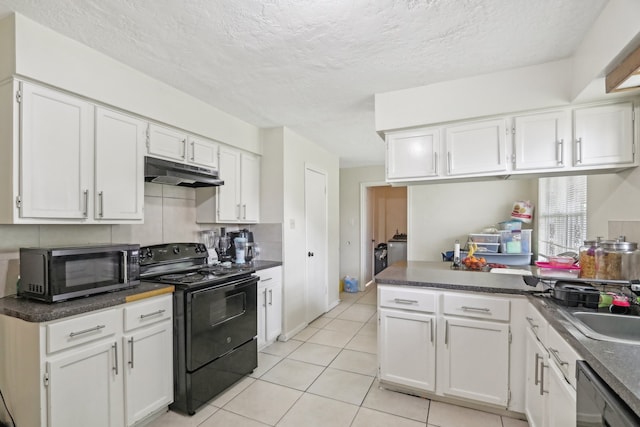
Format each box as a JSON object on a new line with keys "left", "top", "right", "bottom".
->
{"left": 538, "top": 176, "right": 587, "bottom": 257}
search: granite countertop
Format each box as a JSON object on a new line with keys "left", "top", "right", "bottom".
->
{"left": 529, "top": 295, "right": 640, "bottom": 416}
{"left": 375, "top": 261, "right": 541, "bottom": 294}
{"left": 375, "top": 260, "right": 640, "bottom": 416}
{"left": 250, "top": 260, "right": 282, "bottom": 271}
{"left": 0, "top": 282, "right": 175, "bottom": 323}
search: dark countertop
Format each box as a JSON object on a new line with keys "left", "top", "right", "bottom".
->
{"left": 250, "top": 260, "right": 282, "bottom": 271}
{"left": 375, "top": 261, "right": 541, "bottom": 294}
{"left": 0, "top": 282, "right": 174, "bottom": 323}
{"left": 375, "top": 261, "right": 640, "bottom": 416}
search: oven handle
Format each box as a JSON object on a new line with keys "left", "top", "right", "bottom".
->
{"left": 121, "top": 251, "right": 128, "bottom": 284}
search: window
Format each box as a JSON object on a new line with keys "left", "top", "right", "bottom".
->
{"left": 537, "top": 176, "right": 587, "bottom": 257}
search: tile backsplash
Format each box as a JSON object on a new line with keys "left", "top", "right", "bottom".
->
{"left": 0, "top": 183, "right": 283, "bottom": 297}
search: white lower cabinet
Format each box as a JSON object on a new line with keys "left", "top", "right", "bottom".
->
{"left": 524, "top": 303, "right": 578, "bottom": 427}
{"left": 257, "top": 267, "right": 282, "bottom": 349}
{"left": 378, "top": 285, "right": 515, "bottom": 409}
{"left": 0, "top": 294, "right": 173, "bottom": 427}
{"left": 440, "top": 316, "right": 510, "bottom": 406}
{"left": 379, "top": 308, "right": 436, "bottom": 392}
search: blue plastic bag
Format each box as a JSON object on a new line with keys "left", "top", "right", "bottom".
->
{"left": 343, "top": 276, "right": 358, "bottom": 293}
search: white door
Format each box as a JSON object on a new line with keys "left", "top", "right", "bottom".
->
{"left": 386, "top": 128, "right": 440, "bottom": 180}
{"left": 305, "top": 166, "right": 328, "bottom": 322}
{"left": 47, "top": 340, "right": 122, "bottom": 427}
{"left": 441, "top": 317, "right": 510, "bottom": 406}
{"left": 147, "top": 124, "right": 187, "bottom": 161}
{"left": 524, "top": 327, "right": 546, "bottom": 427}
{"left": 445, "top": 119, "right": 508, "bottom": 176}
{"left": 123, "top": 322, "right": 173, "bottom": 426}
{"left": 240, "top": 153, "right": 260, "bottom": 222}
{"left": 573, "top": 102, "right": 635, "bottom": 167}
{"left": 514, "top": 110, "right": 569, "bottom": 170}
{"left": 379, "top": 308, "right": 436, "bottom": 392}
{"left": 188, "top": 136, "right": 218, "bottom": 168}
{"left": 95, "top": 107, "right": 145, "bottom": 220}
{"left": 217, "top": 146, "right": 240, "bottom": 222}
{"left": 20, "top": 82, "right": 93, "bottom": 219}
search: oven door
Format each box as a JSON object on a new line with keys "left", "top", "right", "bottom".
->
{"left": 185, "top": 276, "right": 257, "bottom": 372}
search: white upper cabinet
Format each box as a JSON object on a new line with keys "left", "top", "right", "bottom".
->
{"left": 386, "top": 128, "right": 440, "bottom": 181}
{"left": 444, "top": 118, "right": 508, "bottom": 176}
{"left": 240, "top": 152, "right": 260, "bottom": 222}
{"left": 147, "top": 124, "right": 187, "bottom": 162}
{"left": 95, "top": 107, "right": 146, "bottom": 221}
{"left": 216, "top": 145, "right": 241, "bottom": 222}
{"left": 19, "top": 81, "right": 94, "bottom": 220}
{"left": 513, "top": 110, "right": 570, "bottom": 171}
{"left": 573, "top": 102, "right": 635, "bottom": 167}
{"left": 188, "top": 136, "right": 218, "bottom": 169}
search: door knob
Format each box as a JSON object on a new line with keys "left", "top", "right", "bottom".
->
{"left": 308, "top": 251, "right": 314, "bottom": 257}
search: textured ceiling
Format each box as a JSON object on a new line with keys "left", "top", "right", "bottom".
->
{"left": 0, "top": 0, "right": 608, "bottom": 167}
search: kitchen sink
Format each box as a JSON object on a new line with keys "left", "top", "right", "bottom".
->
{"left": 562, "top": 311, "right": 640, "bottom": 345}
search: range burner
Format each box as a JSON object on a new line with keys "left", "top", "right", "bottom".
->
{"left": 159, "top": 272, "right": 209, "bottom": 284}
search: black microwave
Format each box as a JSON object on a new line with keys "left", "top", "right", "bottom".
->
{"left": 19, "top": 244, "right": 140, "bottom": 302}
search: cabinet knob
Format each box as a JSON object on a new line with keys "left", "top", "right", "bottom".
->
{"left": 308, "top": 251, "right": 314, "bottom": 257}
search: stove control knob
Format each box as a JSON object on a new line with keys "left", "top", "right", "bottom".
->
{"left": 145, "top": 248, "right": 153, "bottom": 258}
{"left": 173, "top": 246, "right": 180, "bottom": 254}
{"left": 194, "top": 246, "right": 201, "bottom": 253}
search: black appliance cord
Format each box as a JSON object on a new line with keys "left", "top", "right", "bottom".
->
{"left": 0, "top": 386, "right": 15, "bottom": 427}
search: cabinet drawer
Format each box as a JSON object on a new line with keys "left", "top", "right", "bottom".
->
{"left": 547, "top": 325, "right": 581, "bottom": 389}
{"left": 124, "top": 295, "right": 173, "bottom": 332}
{"left": 379, "top": 286, "right": 437, "bottom": 313}
{"left": 47, "top": 309, "right": 118, "bottom": 354}
{"left": 443, "top": 293, "right": 510, "bottom": 321}
{"left": 525, "top": 303, "right": 548, "bottom": 343}
{"left": 257, "top": 266, "right": 282, "bottom": 288}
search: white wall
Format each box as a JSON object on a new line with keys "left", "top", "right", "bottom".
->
{"left": 587, "top": 168, "right": 640, "bottom": 239}
{"left": 3, "top": 13, "right": 260, "bottom": 154}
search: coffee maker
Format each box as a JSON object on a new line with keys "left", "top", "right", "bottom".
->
{"left": 228, "top": 229, "right": 255, "bottom": 263}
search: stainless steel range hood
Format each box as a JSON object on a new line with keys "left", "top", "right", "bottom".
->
{"left": 144, "top": 156, "right": 224, "bottom": 187}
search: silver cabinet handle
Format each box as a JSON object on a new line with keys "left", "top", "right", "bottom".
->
{"left": 268, "top": 289, "right": 273, "bottom": 305}
{"left": 112, "top": 342, "right": 118, "bottom": 375}
{"left": 128, "top": 337, "right": 134, "bottom": 369}
{"left": 447, "top": 151, "right": 452, "bottom": 174}
{"left": 190, "top": 141, "right": 195, "bottom": 161}
{"left": 393, "top": 298, "right": 418, "bottom": 305}
{"left": 461, "top": 306, "right": 491, "bottom": 313}
{"left": 575, "top": 137, "right": 582, "bottom": 164}
{"left": 263, "top": 290, "right": 267, "bottom": 308}
{"left": 98, "top": 191, "right": 104, "bottom": 217}
{"left": 429, "top": 319, "right": 434, "bottom": 344}
{"left": 548, "top": 347, "right": 569, "bottom": 367}
{"left": 534, "top": 353, "right": 542, "bottom": 385}
{"left": 236, "top": 204, "right": 241, "bottom": 219}
{"left": 557, "top": 139, "right": 564, "bottom": 165}
{"left": 540, "top": 362, "right": 548, "bottom": 395}
{"left": 139, "top": 309, "right": 165, "bottom": 319}
{"left": 434, "top": 152, "right": 438, "bottom": 175}
{"left": 121, "top": 251, "right": 128, "bottom": 284}
{"left": 260, "top": 277, "right": 273, "bottom": 283}
{"left": 83, "top": 189, "right": 89, "bottom": 217}
{"left": 69, "top": 324, "right": 106, "bottom": 338}
{"left": 525, "top": 316, "right": 539, "bottom": 329}
{"left": 243, "top": 204, "right": 247, "bottom": 219}
{"left": 445, "top": 320, "right": 449, "bottom": 345}
{"left": 181, "top": 139, "right": 187, "bottom": 159}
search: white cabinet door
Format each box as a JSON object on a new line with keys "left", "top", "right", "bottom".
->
{"left": 47, "top": 340, "right": 122, "bottom": 427}
{"left": 148, "top": 123, "right": 187, "bottom": 161}
{"left": 386, "top": 128, "right": 440, "bottom": 180}
{"left": 19, "top": 81, "right": 93, "bottom": 219}
{"left": 265, "top": 282, "right": 282, "bottom": 343}
{"left": 513, "top": 111, "right": 569, "bottom": 171}
{"left": 257, "top": 287, "right": 268, "bottom": 349}
{"left": 524, "top": 327, "right": 546, "bottom": 427}
{"left": 188, "top": 136, "right": 218, "bottom": 169}
{"left": 240, "top": 153, "right": 260, "bottom": 223}
{"left": 445, "top": 119, "right": 508, "bottom": 176}
{"left": 95, "top": 108, "right": 145, "bottom": 220}
{"left": 545, "top": 359, "right": 577, "bottom": 427}
{"left": 573, "top": 102, "right": 635, "bottom": 167}
{"left": 441, "top": 317, "right": 510, "bottom": 406}
{"left": 217, "top": 146, "right": 241, "bottom": 222}
{"left": 123, "top": 321, "right": 173, "bottom": 426}
{"left": 379, "top": 308, "right": 436, "bottom": 392}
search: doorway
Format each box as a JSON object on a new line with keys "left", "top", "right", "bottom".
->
{"left": 360, "top": 183, "right": 408, "bottom": 290}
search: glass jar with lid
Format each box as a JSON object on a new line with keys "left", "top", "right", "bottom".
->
{"left": 595, "top": 239, "right": 638, "bottom": 281}
{"left": 579, "top": 238, "right": 600, "bottom": 279}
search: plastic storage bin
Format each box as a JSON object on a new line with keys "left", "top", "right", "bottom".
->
{"left": 468, "top": 233, "right": 500, "bottom": 244}
{"left": 499, "top": 230, "right": 532, "bottom": 253}
{"left": 461, "top": 251, "right": 532, "bottom": 265}
{"left": 473, "top": 243, "right": 500, "bottom": 253}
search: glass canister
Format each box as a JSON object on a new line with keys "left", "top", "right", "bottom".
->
{"left": 595, "top": 240, "right": 638, "bottom": 280}
{"left": 578, "top": 238, "right": 600, "bottom": 279}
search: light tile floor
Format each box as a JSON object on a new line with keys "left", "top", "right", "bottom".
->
{"left": 148, "top": 284, "right": 530, "bottom": 427}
